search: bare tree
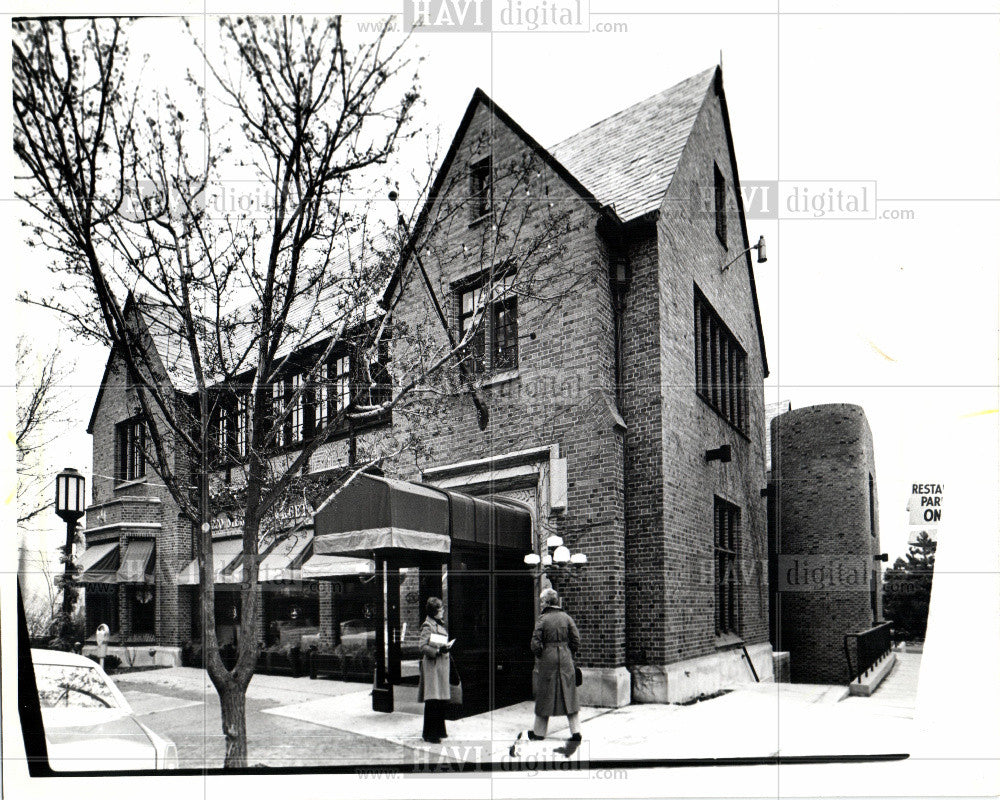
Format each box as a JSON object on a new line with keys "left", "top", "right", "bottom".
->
{"left": 16, "top": 336, "right": 70, "bottom": 525}
{"left": 15, "top": 15, "right": 423, "bottom": 767}
{"left": 15, "top": 15, "right": 590, "bottom": 767}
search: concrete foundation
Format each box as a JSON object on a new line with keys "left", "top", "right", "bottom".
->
{"left": 631, "top": 643, "right": 775, "bottom": 704}
{"left": 577, "top": 666, "right": 632, "bottom": 708}
{"left": 848, "top": 652, "right": 896, "bottom": 696}
{"left": 83, "top": 644, "right": 183, "bottom": 668}
{"left": 773, "top": 651, "right": 791, "bottom": 683}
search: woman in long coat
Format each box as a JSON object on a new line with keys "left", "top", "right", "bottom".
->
{"left": 418, "top": 597, "right": 451, "bottom": 743}
{"left": 529, "top": 588, "right": 582, "bottom": 741}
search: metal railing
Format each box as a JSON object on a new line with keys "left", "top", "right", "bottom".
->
{"left": 844, "top": 621, "right": 893, "bottom": 683}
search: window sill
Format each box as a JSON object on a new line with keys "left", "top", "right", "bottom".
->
{"left": 481, "top": 369, "right": 519, "bottom": 387}
{"left": 114, "top": 477, "right": 149, "bottom": 490}
{"left": 714, "top": 633, "right": 744, "bottom": 650}
{"left": 695, "top": 391, "right": 751, "bottom": 442}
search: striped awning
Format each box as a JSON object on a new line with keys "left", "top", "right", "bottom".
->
{"left": 116, "top": 539, "right": 155, "bottom": 584}
{"left": 78, "top": 542, "right": 119, "bottom": 584}
{"left": 301, "top": 553, "right": 376, "bottom": 580}
{"left": 176, "top": 537, "right": 244, "bottom": 586}
{"left": 224, "top": 531, "right": 316, "bottom": 583}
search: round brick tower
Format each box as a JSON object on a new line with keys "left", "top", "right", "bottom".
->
{"left": 770, "top": 404, "right": 881, "bottom": 684}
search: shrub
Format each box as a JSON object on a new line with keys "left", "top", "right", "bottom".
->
{"left": 101, "top": 654, "right": 122, "bottom": 673}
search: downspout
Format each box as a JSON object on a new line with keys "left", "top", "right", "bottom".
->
{"left": 599, "top": 208, "right": 632, "bottom": 670}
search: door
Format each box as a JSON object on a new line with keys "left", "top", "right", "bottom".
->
{"left": 446, "top": 543, "right": 534, "bottom": 717}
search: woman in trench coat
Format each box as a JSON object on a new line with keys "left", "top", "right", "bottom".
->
{"left": 418, "top": 597, "right": 452, "bottom": 743}
{"left": 529, "top": 588, "right": 582, "bottom": 741}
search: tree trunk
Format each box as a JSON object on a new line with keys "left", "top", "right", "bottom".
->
{"left": 218, "top": 679, "right": 249, "bottom": 768}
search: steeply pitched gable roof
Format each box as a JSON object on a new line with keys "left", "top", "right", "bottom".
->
{"left": 381, "top": 88, "right": 607, "bottom": 305}
{"left": 87, "top": 248, "right": 387, "bottom": 431}
{"left": 549, "top": 67, "right": 716, "bottom": 223}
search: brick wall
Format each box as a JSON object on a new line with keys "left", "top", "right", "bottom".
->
{"left": 386, "top": 89, "right": 769, "bottom": 674}
{"left": 651, "top": 82, "right": 770, "bottom": 665}
{"left": 771, "top": 403, "right": 880, "bottom": 683}
{"left": 385, "top": 101, "right": 627, "bottom": 669}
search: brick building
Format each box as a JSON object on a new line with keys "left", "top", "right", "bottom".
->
{"left": 371, "top": 64, "right": 773, "bottom": 705}
{"left": 80, "top": 65, "right": 774, "bottom": 704}
{"left": 769, "top": 403, "right": 883, "bottom": 684}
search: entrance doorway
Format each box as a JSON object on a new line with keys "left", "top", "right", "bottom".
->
{"left": 435, "top": 544, "right": 535, "bottom": 718}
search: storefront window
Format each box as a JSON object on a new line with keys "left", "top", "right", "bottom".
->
{"left": 85, "top": 584, "right": 119, "bottom": 637}
{"left": 127, "top": 586, "right": 155, "bottom": 635}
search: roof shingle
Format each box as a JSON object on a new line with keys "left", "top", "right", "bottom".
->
{"left": 549, "top": 67, "right": 716, "bottom": 222}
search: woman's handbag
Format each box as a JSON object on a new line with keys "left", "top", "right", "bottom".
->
{"left": 448, "top": 659, "right": 463, "bottom": 706}
{"left": 575, "top": 666, "right": 583, "bottom": 687}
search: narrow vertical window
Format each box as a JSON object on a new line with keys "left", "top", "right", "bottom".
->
{"left": 271, "top": 381, "right": 286, "bottom": 448}
{"left": 714, "top": 162, "right": 727, "bottom": 245}
{"left": 217, "top": 406, "right": 229, "bottom": 461}
{"left": 314, "top": 364, "right": 330, "bottom": 432}
{"left": 869, "top": 474, "right": 876, "bottom": 538}
{"left": 470, "top": 156, "right": 492, "bottom": 221}
{"left": 458, "top": 285, "right": 487, "bottom": 373}
{"left": 333, "top": 355, "right": 351, "bottom": 414}
{"left": 236, "top": 394, "right": 249, "bottom": 457}
{"left": 714, "top": 497, "right": 740, "bottom": 636}
{"left": 115, "top": 417, "right": 147, "bottom": 482}
{"left": 289, "top": 373, "right": 304, "bottom": 444}
{"left": 492, "top": 274, "right": 518, "bottom": 371}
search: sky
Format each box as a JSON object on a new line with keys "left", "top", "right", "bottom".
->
{"left": 5, "top": 5, "right": 999, "bottom": 585}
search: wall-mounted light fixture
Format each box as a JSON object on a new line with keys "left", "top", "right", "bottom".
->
{"left": 706, "top": 445, "right": 732, "bottom": 463}
{"left": 722, "top": 235, "right": 767, "bottom": 272}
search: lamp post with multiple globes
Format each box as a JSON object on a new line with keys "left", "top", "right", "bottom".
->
{"left": 523, "top": 534, "right": 588, "bottom": 587}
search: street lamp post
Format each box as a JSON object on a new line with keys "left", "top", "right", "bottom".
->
{"left": 54, "top": 467, "right": 86, "bottom": 648}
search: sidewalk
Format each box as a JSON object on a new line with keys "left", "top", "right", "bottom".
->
{"left": 112, "top": 653, "right": 920, "bottom": 768}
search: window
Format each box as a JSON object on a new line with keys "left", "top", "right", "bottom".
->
{"left": 289, "top": 373, "right": 305, "bottom": 445}
{"left": 269, "top": 375, "right": 306, "bottom": 448}
{"left": 493, "top": 291, "right": 518, "bottom": 371}
{"left": 236, "top": 394, "right": 249, "bottom": 457}
{"left": 457, "top": 273, "right": 517, "bottom": 374}
{"left": 694, "top": 287, "right": 749, "bottom": 434}
{"left": 313, "top": 366, "right": 330, "bottom": 432}
{"left": 127, "top": 586, "right": 155, "bottom": 635}
{"left": 714, "top": 162, "right": 727, "bottom": 245}
{"left": 332, "top": 355, "right": 352, "bottom": 414}
{"left": 366, "top": 337, "right": 392, "bottom": 407}
{"left": 115, "top": 417, "right": 146, "bottom": 482}
{"left": 714, "top": 497, "right": 740, "bottom": 636}
{"left": 869, "top": 474, "right": 876, "bottom": 538}
{"left": 470, "top": 156, "right": 492, "bottom": 221}
{"left": 271, "top": 380, "right": 287, "bottom": 448}
{"left": 217, "top": 405, "right": 229, "bottom": 459}
{"left": 84, "top": 583, "right": 118, "bottom": 636}
{"left": 458, "top": 284, "right": 487, "bottom": 372}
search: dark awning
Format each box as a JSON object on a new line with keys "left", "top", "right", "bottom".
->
{"left": 78, "top": 542, "right": 119, "bottom": 584}
{"left": 313, "top": 475, "right": 450, "bottom": 558}
{"left": 443, "top": 491, "right": 532, "bottom": 551}
{"left": 116, "top": 539, "right": 155, "bottom": 584}
{"left": 312, "top": 473, "right": 532, "bottom": 558}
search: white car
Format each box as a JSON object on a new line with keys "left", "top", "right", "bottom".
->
{"left": 30, "top": 648, "right": 178, "bottom": 771}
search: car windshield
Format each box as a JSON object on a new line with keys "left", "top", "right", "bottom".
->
{"left": 34, "top": 663, "right": 119, "bottom": 710}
